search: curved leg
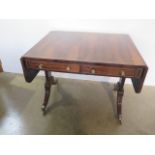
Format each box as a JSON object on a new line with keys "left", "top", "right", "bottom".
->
{"left": 114, "top": 77, "right": 125, "bottom": 123}
{"left": 41, "top": 71, "right": 57, "bottom": 114}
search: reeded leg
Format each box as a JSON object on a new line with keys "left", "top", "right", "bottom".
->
{"left": 114, "top": 77, "right": 125, "bottom": 123}
{"left": 41, "top": 71, "right": 57, "bottom": 114}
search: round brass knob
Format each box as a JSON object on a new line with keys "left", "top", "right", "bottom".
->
{"left": 91, "top": 69, "right": 96, "bottom": 74}
{"left": 121, "top": 70, "right": 125, "bottom": 77}
{"left": 39, "top": 64, "right": 43, "bottom": 69}
{"left": 66, "top": 66, "right": 70, "bottom": 71}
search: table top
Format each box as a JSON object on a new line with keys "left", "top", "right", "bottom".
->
{"left": 23, "top": 31, "right": 146, "bottom": 67}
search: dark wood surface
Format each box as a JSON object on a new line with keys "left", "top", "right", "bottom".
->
{"left": 21, "top": 31, "right": 148, "bottom": 122}
{"left": 23, "top": 31, "right": 146, "bottom": 67}
{"left": 21, "top": 31, "right": 148, "bottom": 93}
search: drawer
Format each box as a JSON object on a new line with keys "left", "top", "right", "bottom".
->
{"left": 81, "top": 64, "right": 141, "bottom": 78}
{"left": 25, "top": 59, "right": 143, "bottom": 78}
{"left": 26, "top": 59, "right": 80, "bottom": 73}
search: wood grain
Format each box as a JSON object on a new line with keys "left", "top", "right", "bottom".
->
{"left": 21, "top": 31, "right": 148, "bottom": 119}
{"left": 23, "top": 31, "right": 147, "bottom": 67}
{"left": 21, "top": 31, "right": 148, "bottom": 93}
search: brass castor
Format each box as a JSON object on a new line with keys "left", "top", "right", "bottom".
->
{"left": 41, "top": 105, "right": 47, "bottom": 115}
{"left": 118, "top": 114, "right": 122, "bottom": 124}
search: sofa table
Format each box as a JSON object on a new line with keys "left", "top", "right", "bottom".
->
{"left": 21, "top": 31, "right": 148, "bottom": 123}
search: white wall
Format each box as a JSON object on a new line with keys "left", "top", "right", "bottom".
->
{"left": 0, "top": 20, "right": 154, "bottom": 85}
{"left": 0, "top": 20, "right": 52, "bottom": 73}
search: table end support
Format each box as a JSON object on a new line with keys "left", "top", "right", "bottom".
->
{"left": 114, "top": 77, "right": 125, "bottom": 124}
{"left": 41, "top": 71, "right": 57, "bottom": 114}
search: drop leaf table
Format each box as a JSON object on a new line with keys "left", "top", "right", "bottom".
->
{"left": 21, "top": 31, "right": 148, "bottom": 123}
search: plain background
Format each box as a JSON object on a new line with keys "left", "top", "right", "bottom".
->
{"left": 0, "top": 20, "right": 154, "bottom": 85}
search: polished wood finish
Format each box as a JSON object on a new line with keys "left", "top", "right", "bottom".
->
{"left": 23, "top": 31, "right": 146, "bottom": 66}
{"left": 26, "top": 59, "right": 80, "bottom": 73}
{"left": 41, "top": 71, "right": 57, "bottom": 114}
{"left": 114, "top": 77, "right": 126, "bottom": 123}
{"left": 21, "top": 31, "right": 148, "bottom": 122}
{"left": 0, "top": 59, "right": 3, "bottom": 72}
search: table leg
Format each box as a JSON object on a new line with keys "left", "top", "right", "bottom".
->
{"left": 114, "top": 77, "right": 125, "bottom": 123}
{"left": 0, "top": 59, "right": 3, "bottom": 72}
{"left": 41, "top": 71, "right": 57, "bottom": 114}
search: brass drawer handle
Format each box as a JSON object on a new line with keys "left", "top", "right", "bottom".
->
{"left": 121, "top": 70, "right": 125, "bottom": 77}
{"left": 39, "top": 64, "right": 43, "bottom": 69}
{"left": 91, "top": 69, "right": 96, "bottom": 74}
{"left": 66, "top": 66, "right": 71, "bottom": 71}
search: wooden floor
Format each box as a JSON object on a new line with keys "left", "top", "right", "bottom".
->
{"left": 0, "top": 72, "right": 155, "bottom": 135}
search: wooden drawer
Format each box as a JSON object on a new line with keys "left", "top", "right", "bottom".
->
{"left": 26, "top": 59, "right": 80, "bottom": 73}
{"left": 25, "top": 59, "right": 143, "bottom": 78}
{"left": 81, "top": 64, "right": 142, "bottom": 78}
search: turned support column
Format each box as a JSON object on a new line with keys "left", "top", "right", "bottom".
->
{"left": 41, "top": 71, "right": 57, "bottom": 114}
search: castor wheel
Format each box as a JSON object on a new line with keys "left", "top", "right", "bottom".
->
{"left": 41, "top": 105, "right": 47, "bottom": 115}
{"left": 118, "top": 114, "right": 122, "bottom": 124}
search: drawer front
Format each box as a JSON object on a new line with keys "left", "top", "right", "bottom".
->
{"left": 26, "top": 60, "right": 80, "bottom": 73}
{"left": 25, "top": 59, "right": 143, "bottom": 78}
{"left": 81, "top": 64, "right": 138, "bottom": 77}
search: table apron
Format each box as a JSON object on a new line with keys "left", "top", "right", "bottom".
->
{"left": 25, "top": 59, "right": 143, "bottom": 78}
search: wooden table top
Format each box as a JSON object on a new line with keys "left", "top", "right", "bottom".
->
{"left": 24, "top": 31, "right": 146, "bottom": 67}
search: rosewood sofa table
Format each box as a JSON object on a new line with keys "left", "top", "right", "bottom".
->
{"left": 21, "top": 31, "right": 148, "bottom": 123}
